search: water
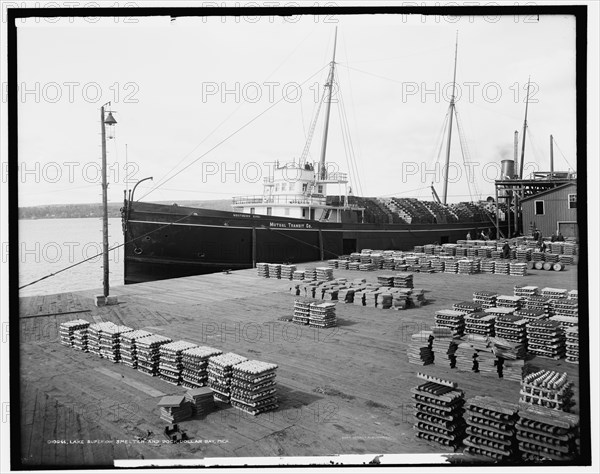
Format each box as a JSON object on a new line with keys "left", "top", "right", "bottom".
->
{"left": 18, "top": 218, "right": 124, "bottom": 297}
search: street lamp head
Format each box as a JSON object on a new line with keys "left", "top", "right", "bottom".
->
{"left": 104, "top": 111, "right": 117, "bottom": 126}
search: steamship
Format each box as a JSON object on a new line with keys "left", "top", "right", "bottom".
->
{"left": 121, "top": 33, "right": 508, "bottom": 284}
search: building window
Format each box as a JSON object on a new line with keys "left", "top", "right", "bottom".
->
{"left": 534, "top": 200, "right": 545, "bottom": 215}
{"left": 281, "top": 183, "right": 287, "bottom": 192}
{"left": 288, "top": 182, "right": 295, "bottom": 191}
{"left": 318, "top": 185, "right": 323, "bottom": 194}
{"left": 302, "top": 208, "right": 307, "bottom": 218}
{"left": 302, "top": 183, "right": 308, "bottom": 192}
{"left": 284, "top": 208, "right": 290, "bottom": 216}
{"left": 250, "top": 207, "right": 255, "bottom": 214}
{"left": 267, "top": 207, "right": 272, "bottom": 216}
{"left": 568, "top": 194, "right": 577, "bottom": 209}
{"left": 275, "top": 184, "right": 279, "bottom": 192}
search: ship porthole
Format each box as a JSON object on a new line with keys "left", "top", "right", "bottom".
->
{"left": 144, "top": 236, "right": 151, "bottom": 241}
{"left": 134, "top": 247, "right": 143, "bottom": 255}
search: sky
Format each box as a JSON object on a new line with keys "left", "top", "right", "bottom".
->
{"left": 13, "top": 9, "right": 582, "bottom": 207}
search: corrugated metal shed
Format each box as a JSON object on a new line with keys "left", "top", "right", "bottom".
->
{"left": 521, "top": 182, "right": 577, "bottom": 238}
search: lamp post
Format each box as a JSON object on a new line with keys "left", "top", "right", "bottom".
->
{"left": 97, "top": 103, "right": 117, "bottom": 305}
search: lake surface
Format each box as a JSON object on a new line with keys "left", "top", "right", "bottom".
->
{"left": 18, "top": 218, "right": 124, "bottom": 297}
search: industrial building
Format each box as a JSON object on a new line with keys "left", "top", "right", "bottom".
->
{"left": 521, "top": 182, "right": 578, "bottom": 239}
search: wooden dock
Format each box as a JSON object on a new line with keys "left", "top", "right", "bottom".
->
{"left": 18, "top": 263, "right": 582, "bottom": 467}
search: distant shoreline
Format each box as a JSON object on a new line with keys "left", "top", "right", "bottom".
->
{"left": 18, "top": 200, "right": 232, "bottom": 220}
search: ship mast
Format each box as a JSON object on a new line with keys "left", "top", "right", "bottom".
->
{"left": 442, "top": 32, "right": 459, "bottom": 205}
{"left": 318, "top": 27, "right": 338, "bottom": 181}
{"left": 519, "top": 77, "right": 531, "bottom": 178}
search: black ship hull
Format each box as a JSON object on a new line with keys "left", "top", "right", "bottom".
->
{"left": 122, "top": 201, "right": 500, "bottom": 284}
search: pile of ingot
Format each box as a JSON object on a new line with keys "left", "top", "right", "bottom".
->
{"left": 181, "top": 346, "right": 223, "bottom": 388}
{"left": 463, "top": 396, "right": 519, "bottom": 460}
{"left": 231, "top": 360, "right": 279, "bottom": 416}
{"left": 549, "top": 314, "right": 578, "bottom": 331}
{"left": 444, "top": 260, "right": 458, "bottom": 274}
{"left": 159, "top": 340, "right": 198, "bottom": 385}
{"left": 553, "top": 299, "right": 578, "bottom": 318}
{"left": 434, "top": 310, "right": 467, "bottom": 337}
{"left": 208, "top": 352, "right": 248, "bottom": 403}
{"left": 87, "top": 321, "right": 119, "bottom": 357}
{"left": 480, "top": 259, "right": 495, "bottom": 274}
{"left": 280, "top": 264, "right": 296, "bottom": 280}
{"left": 453, "top": 301, "right": 482, "bottom": 313}
{"left": 524, "top": 295, "right": 553, "bottom": 316}
{"left": 99, "top": 325, "right": 134, "bottom": 363}
{"left": 454, "top": 341, "right": 477, "bottom": 372}
{"left": 136, "top": 334, "right": 172, "bottom": 377}
{"left": 473, "top": 291, "right": 497, "bottom": 309}
{"left": 316, "top": 267, "right": 334, "bottom": 281}
{"left": 256, "top": 262, "right": 269, "bottom": 277}
{"left": 526, "top": 320, "right": 565, "bottom": 359}
{"left": 514, "top": 285, "right": 538, "bottom": 298}
{"left": 338, "top": 287, "right": 355, "bottom": 303}
{"left": 185, "top": 387, "right": 215, "bottom": 417}
{"left": 309, "top": 302, "right": 337, "bottom": 328}
{"left": 509, "top": 262, "right": 528, "bottom": 276}
{"left": 520, "top": 370, "right": 573, "bottom": 411}
{"left": 394, "top": 273, "right": 414, "bottom": 288}
{"left": 501, "top": 359, "right": 526, "bottom": 382}
{"left": 496, "top": 295, "right": 523, "bottom": 310}
{"left": 157, "top": 395, "right": 192, "bottom": 424}
{"left": 267, "top": 264, "right": 282, "bottom": 279}
{"left": 337, "top": 259, "right": 349, "bottom": 270}
{"left": 304, "top": 267, "right": 317, "bottom": 280}
{"left": 120, "top": 329, "right": 153, "bottom": 368}
{"left": 407, "top": 331, "right": 434, "bottom": 365}
{"left": 292, "top": 299, "right": 314, "bottom": 325}
{"left": 412, "top": 373, "right": 465, "bottom": 449}
{"left": 431, "top": 260, "right": 445, "bottom": 272}
{"left": 464, "top": 312, "right": 496, "bottom": 337}
{"left": 431, "top": 326, "right": 458, "bottom": 368}
{"left": 516, "top": 403, "right": 579, "bottom": 461}
{"left": 469, "top": 335, "right": 497, "bottom": 376}
{"left": 494, "top": 314, "right": 528, "bottom": 355}
{"left": 490, "top": 336, "right": 527, "bottom": 360}
{"left": 494, "top": 261, "right": 509, "bottom": 275}
{"left": 59, "top": 319, "right": 90, "bottom": 350}
{"left": 541, "top": 287, "right": 568, "bottom": 299}
{"left": 565, "top": 327, "right": 579, "bottom": 364}
{"left": 457, "top": 259, "right": 477, "bottom": 274}
{"left": 292, "top": 270, "right": 305, "bottom": 281}
{"left": 327, "top": 259, "right": 339, "bottom": 268}
{"left": 377, "top": 274, "right": 395, "bottom": 286}
{"left": 514, "top": 308, "right": 547, "bottom": 323}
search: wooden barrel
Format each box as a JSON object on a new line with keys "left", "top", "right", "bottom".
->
{"left": 553, "top": 263, "right": 564, "bottom": 271}
{"left": 526, "top": 261, "right": 535, "bottom": 270}
{"left": 535, "top": 262, "right": 544, "bottom": 270}
{"left": 543, "top": 262, "right": 553, "bottom": 271}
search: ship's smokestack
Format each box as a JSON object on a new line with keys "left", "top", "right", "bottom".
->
{"left": 501, "top": 159, "right": 515, "bottom": 180}
{"left": 514, "top": 131, "right": 519, "bottom": 177}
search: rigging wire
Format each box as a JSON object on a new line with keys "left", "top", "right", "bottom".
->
{"left": 137, "top": 64, "right": 329, "bottom": 202}
{"left": 552, "top": 138, "right": 575, "bottom": 171}
{"left": 337, "top": 82, "right": 364, "bottom": 197}
{"left": 454, "top": 106, "right": 480, "bottom": 201}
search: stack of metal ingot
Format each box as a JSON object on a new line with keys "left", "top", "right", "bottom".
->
{"left": 465, "top": 312, "right": 496, "bottom": 337}
{"left": 181, "top": 346, "right": 223, "bottom": 388}
{"left": 526, "top": 320, "right": 566, "bottom": 359}
{"left": 337, "top": 287, "right": 355, "bottom": 303}
{"left": 524, "top": 295, "right": 553, "bottom": 317}
{"left": 458, "top": 259, "right": 477, "bottom": 274}
{"left": 394, "top": 273, "right": 414, "bottom": 288}
{"left": 99, "top": 325, "right": 134, "bottom": 363}
{"left": 509, "top": 262, "right": 528, "bottom": 276}
{"left": 120, "top": 329, "right": 153, "bottom": 368}
{"left": 292, "top": 270, "right": 305, "bottom": 281}
{"left": 87, "top": 321, "right": 118, "bottom": 357}
{"left": 541, "top": 287, "right": 568, "bottom": 300}
{"left": 136, "top": 334, "right": 172, "bottom": 376}
{"left": 185, "top": 387, "right": 215, "bottom": 417}
{"left": 327, "top": 259, "right": 338, "bottom": 269}
{"left": 559, "top": 254, "right": 574, "bottom": 265}
{"left": 515, "top": 308, "right": 547, "bottom": 323}
{"left": 565, "top": 327, "right": 579, "bottom": 364}
{"left": 516, "top": 248, "right": 532, "bottom": 261}
{"left": 292, "top": 299, "right": 314, "bottom": 325}
{"left": 496, "top": 295, "right": 523, "bottom": 310}
{"left": 431, "top": 259, "right": 445, "bottom": 272}
{"left": 431, "top": 326, "right": 459, "bottom": 368}
{"left": 494, "top": 314, "right": 528, "bottom": 358}
{"left": 514, "top": 285, "right": 538, "bottom": 298}
{"left": 454, "top": 340, "right": 477, "bottom": 372}
{"left": 480, "top": 259, "right": 495, "bottom": 274}
{"left": 444, "top": 260, "right": 458, "bottom": 274}
{"left": 304, "top": 267, "right": 317, "bottom": 281}
{"left": 159, "top": 340, "right": 198, "bottom": 385}
{"left": 494, "top": 261, "right": 509, "bottom": 275}
{"left": 377, "top": 274, "right": 395, "bottom": 286}
{"left": 520, "top": 370, "right": 574, "bottom": 411}
{"left": 407, "top": 330, "right": 433, "bottom": 365}
{"left": 412, "top": 373, "right": 465, "bottom": 449}
{"left": 309, "top": 302, "right": 337, "bottom": 328}
{"left": 500, "top": 358, "right": 526, "bottom": 382}
{"left": 469, "top": 336, "right": 498, "bottom": 377}
{"left": 434, "top": 310, "right": 467, "bottom": 337}
{"left": 230, "top": 360, "right": 279, "bottom": 416}
{"left": 316, "top": 267, "right": 334, "bottom": 281}
{"left": 453, "top": 301, "right": 482, "bottom": 314}
{"left": 473, "top": 291, "right": 497, "bottom": 309}
{"left": 60, "top": 319, "right": 90, "bottom": 350}
{"left": 348, "top": 261, "right": 360, "bottom": 271}
{"left": 463, "top": 396, "right": 519, "bottom": 460}
{"left": 208, "top": 352, "right": 248, "bottom": 403}
{"left": 370, "top": 254, "right": 384, "bottom": 269}
{"left": 553, "top": 298, "right": 578, "bottom": 318}
{"left": 281, "top": 264, "right": 296, "bottom": 280}
{"left": 382, "top": 257, "right": 395, "bottom": 270}
{"left": 256, "top": 262, "right": 269, "bottom": 277}
{"left": 516, "top": 404, "right": 580, "bottom": 461}
{"left": 337, "top": 259, "right": 349, "bottom": 270}
{"left": 267, "top": 264, "right": 282, "bottom": 279}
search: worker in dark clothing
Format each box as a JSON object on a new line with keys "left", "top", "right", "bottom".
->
{"left": 556, "top": 232, "right": 565, "bottom": 242}
{"left": 533, "top": 229, "right": 540, "bottom": 241}
{"left": 538, "top": 238, "right": 547, "bottom": 253}
{"left": 501, "top": 242, "right": 511, "bottom": 259}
